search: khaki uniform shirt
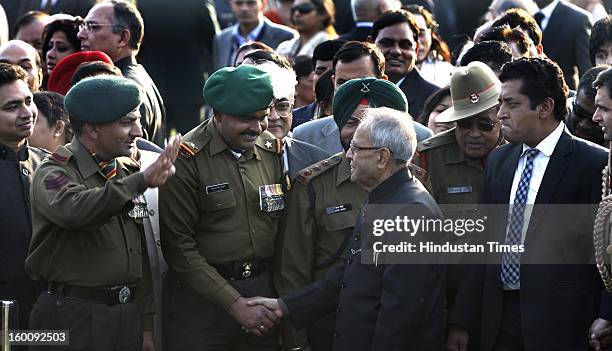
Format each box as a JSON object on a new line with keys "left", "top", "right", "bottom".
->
{"left": 275, "top": 153, "right": 367, "bottom": 296}
{"left": 159, "top": 119, "right": 283, "bottom": 310}
{"left": 26, "top": 138, "right": 154, "bottom": 326}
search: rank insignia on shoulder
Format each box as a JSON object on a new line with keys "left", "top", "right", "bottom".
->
{"left": 325, "top": 203, "right": 352, "bottom": 215}
{"left": 296, "top": 155, "right": 342, "bottom": 185}
{"left": 259, "top": 184, "right": 284, "bottom": 212}
{"left": 179, "top": 142, "right": 197, "bottom": 158}
{"left": 408, "top": 163, "right": 429, "bottom": 185}
{"left": 263, "top": 138, "right": 283, "bottom": 154}
{"left": 44, "top": 172, "right": 69, "bottom": 190}
{"left": 50, "top": 151, "right": 70, "bottom": 164}
{"left": 128, "top": 195, "right": 149, "bottom": 218}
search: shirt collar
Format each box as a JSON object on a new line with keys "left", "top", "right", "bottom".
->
{"left": 538, "top": 0, "right": 559, "bottom": 19}
{"left": 336, "top": 153, "right": 352, "bottom": 186}
{"left": 368, "top": 167, "right": 411, "bottom": 203}
{"left": 232, "top": 15, "right": 265, "bottom": 45}
{"left": 69, "top": 139, "right": 108, "bottom": 179}
{"left": 521, "top": 121, "right": 564, "bottom": 157}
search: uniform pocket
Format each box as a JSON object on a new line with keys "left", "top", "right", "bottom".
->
{"left": 321, "top": 209, "right": 359, "bottom": 231}
{"left": 202, "top": 189, "right": 237, "bottom": 211}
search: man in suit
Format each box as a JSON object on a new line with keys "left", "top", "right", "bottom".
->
{"left": 338, "top": 0, "right": 399, "bottom": 42}
{"left": 212, "top": 0, "right": 296, "bottom": 71}
{"left": 534, "top": 0, "right": 592, "bottom": 90}
{"left": 293, "top": 41, "right": 432, "bottom": 155}
{"left": 372, "top": 9, "right": 439, "bottom": 118}
{"left": 447, "top": 57, "right": 609, "bottom": 351}
{"left": 250, "top": 107, "right": 446, "bottom": 351}
{"left": 78, "top": 0, "right": 166, "bottom": 147}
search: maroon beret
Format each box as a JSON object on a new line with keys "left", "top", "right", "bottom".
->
{"left": 47, "top": 51, "right": 113, "bottom": 96}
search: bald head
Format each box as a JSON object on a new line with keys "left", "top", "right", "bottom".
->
{"left": 352, "top": 0, "right": 400, "bottom": 22}
{"left": 0, "top": 40, "right": 42, "bottom": 92}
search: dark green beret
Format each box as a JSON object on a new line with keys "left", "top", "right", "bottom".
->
{"left": 333, "top": 78, "right": 408, "bottom": 129}
{"left": 204, "top": 65, "right": 274, "bottom": 116}
{"left": 65, "top": 75, "right": 142, "bottom": 124}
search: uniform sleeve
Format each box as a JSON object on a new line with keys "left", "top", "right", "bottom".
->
{"left": 158, "top": 156, "right": 240, "bottom": 310}
{"left": 274, "top": 181, "right": 317, "bottom": 295}
{"left": 31, "top": 163, "right": 148, "bottom": 230}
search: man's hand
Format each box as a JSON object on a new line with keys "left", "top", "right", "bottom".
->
{"left": 228, "top": 297, "right": 280, "bottom": 336}
{"left": 590, "top": 318, "right": 612, "bottom": 351}
{"left": 143, "top": 134, "right": 181, "bottom": 187}
{"left": 246, "top": 297, "right": 284, "bottom": 319}
{"left": 446, "top": 325, "right": 469, "bottom": 351}
{"left": 142, "top": 331, "right": 155, "bottom": 351}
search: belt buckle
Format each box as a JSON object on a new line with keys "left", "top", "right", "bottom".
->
{"left": 117, "top": 286, "right": 131, "bottom": 304}
{"left": 241, "top": 262, "right": 252, "bottom": 279}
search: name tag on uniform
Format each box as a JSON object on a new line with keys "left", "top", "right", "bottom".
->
{"left": 447, "top": 186, "right": 473, "bottom": 194}
{"left": 206, "top": 182, "right": 230, "bottom": 194}
{"left": 128, "top": 195, "right": 149, "bottom": 218}
{"left": 259, "top": 184, "right": 284, "bottom": 212}
{"left": 325, "top": 204, "right": 352, "bottom": 215}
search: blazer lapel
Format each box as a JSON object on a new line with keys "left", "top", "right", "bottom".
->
{"left": 496, "top": 145, "right": 522, "bottom": 204}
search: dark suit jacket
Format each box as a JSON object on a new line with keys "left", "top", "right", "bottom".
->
{"left": 450, "top": 129, "right": 609, "bottom": 351}
{"left": 338, "top": 25, "right": 372, "bottom": 42}
{"left": 212, "top": 18, "right": 296, "bottom": 71}
{"left": 285, "top": 138, "right": 330, "bottom": 180}
{"left": 541, "top": 1, "right": 592, "bottom": 90}
{"left": 399, "top": 69, "right": 439, "bottom": 119}
{"left": 291, "top": 102, "right": 317, "bottom": 130}
{"left": 283, "top": 169, "right": 446, "bottom": 351}
{"left": 17, "top": 0, "right": 96, "bottom": 17}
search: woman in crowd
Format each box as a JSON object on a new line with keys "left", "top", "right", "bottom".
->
{"left": 276, "top": 0, "right": 337, "bottom": 59}
{"left": 418, "top": 86, "right": 454, "bottom": 135}
{"left": 29, "top": 91, "right": 72, "bottom": 152}
{"left": 42, "top": 16, "right": 82, "bottom": 76}
{"left": 405, "top": 5, "right": 454, "bottom": 87}
{"left": 293, "top": 55, "right": 315, "bottom": 108}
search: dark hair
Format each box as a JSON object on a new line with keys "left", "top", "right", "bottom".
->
{"left": 417, "top": 86, "right": 451, "bottom": 125}
{"left": 499, "top": 58, "right": 568, "bottom": 121}
{"left": 0, "top": 62, "right": 28, "bottom": 86}
{"left": 41, "top": 18, "right": 82, "bottom": 63}
{"left": 404, "top": 5, "right": 451, "bottom": 62}
{"left": 310, "top": 0, "right": 336, "bottom": 32}
{"left": 372, "top": 9, "right": 419, "bottom": 44}
{"left": 244, "top": 49, "right": 293, "bottom": 70}
{"left": 491, "top": 8, "right": 542, "bottom": 47}
{"left": 111, "top": 0, "right": 144, "bottom": 50}
{"left": 234, "top": 41, "right": 274, "bottom": 66}
{"left": 593, "top": 66, "right": 612, "bottom": 101}
{"left": 312, "top": 39, "right": 347, "bottom": 65}
{"left": 478, "top": 24, "right": 530, "bottom": 56}
{"left": 459, "top": 41, "right": 513, "bottom": 73}
{"left": 33, "top": 91, "right": 73, "bottom": 144}
{"left": 12, "top": 10, "right": 49, "bottom": 38}
{"left": 333, "top": 41, "right": 385, "bottom": 78}
{"left": 293, "top": 55, "right": 313, "bottom": 80}
{"left": 315, "top": 69, "right": 334, "bottom": 117}
{"left": 70, "top": 61, "right": 122, "bottom": 86}
{"left": 589, "top": 16, "right": 612, "bottom": 66}
{"left": 578, "top": 66, "right": 608, "bottom": 100}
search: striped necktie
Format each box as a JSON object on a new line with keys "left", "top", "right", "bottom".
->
{"left": 92, "top": 154, "right": 117, "bottom": 180}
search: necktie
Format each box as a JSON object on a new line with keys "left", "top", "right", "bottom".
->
{"left": 500, "top": 148, "right": 539, "bottom": 285}
{"left": 534, "top": 12, "right": 545, "bottom": 29}
{"left": 92, "top": 154, "right": 118, "bottom": 180}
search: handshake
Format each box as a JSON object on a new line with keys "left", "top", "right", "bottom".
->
{"left": 228, "top": 296, "right": 285, "bottom": 336}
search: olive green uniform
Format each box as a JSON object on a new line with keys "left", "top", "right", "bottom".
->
{"left": 159, "top": 119, "right": 283, "bottom": 350}
{"left": 26, "top": 138, "right": 154, "bottom": 350}
{"left": 274, "top": 152, "right": 367, "bottom": 351}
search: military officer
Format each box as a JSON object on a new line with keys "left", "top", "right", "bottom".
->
{"left": 0, "top": 63, "right": 46, "bottom": 331}
{"left": 274, "top": 77, "right": 411, "bottom": 351}
{"left": 159, "top": 65, "right": 284, "bottom": 350}
{"left": 26, "top": 75, "right": 180, "bottom": 351}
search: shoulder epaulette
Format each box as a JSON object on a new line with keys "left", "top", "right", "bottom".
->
{"left": 417, "top": 128, "right": 456, "bottom": 152}
{"left": 178, "top": 123, "right": 211, "bottom": 159}
{"left": 297, "top": 154, "right": 342, "bottom": 185}
{"left": 408, "top": 163, "right": 429, "bottom": 186}
{"left": 256, "top": 131, "right": 284, "bottom": 154}
{"left": 179, "top": 142, "right": 198, "bottom": 159}
{"left": 49, "top": 147, "right": 73, "bottom": 164}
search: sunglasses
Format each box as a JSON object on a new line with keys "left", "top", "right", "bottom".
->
{"left": 291, "top": 2, "right": 316, "bottom": 15}
{"left": 572, "top": 101, "right": 593, "bottom": 121}
{"left": 456, "top": 118, "right": 496, "bottom": 132}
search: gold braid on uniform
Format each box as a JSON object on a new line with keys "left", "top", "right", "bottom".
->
{"left": 594, "top": 166, "right": 612, "bottom": 291}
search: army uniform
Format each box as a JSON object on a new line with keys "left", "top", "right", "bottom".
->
{"left": 26, "top": 139, "right": 155, "bottom": 350}
{"left": 159, "top": 119, "right": 284, "bottom": 350}
{"left": 0, "top": 142, "right": 46, "bottom": 330}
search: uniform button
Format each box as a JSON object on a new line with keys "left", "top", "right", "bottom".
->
{"left": 149, "top": 209, "right": 156, "bottom": 216}
{"left": 240, "top": 167, "right": 245, "bottom": 172}
{"left": 354, "top": 235, "right": 359, "bottom": 241}
{"left": 156, "top": 240, "right": 161, "bottom": 247}
{"left": 340, "top": 281, "right": 346, "bottom": 288}
{"left": 345, "top": 257, "right": 352, "bottom": 264}
{"left": 129, "top": 248, "right": 133, "bottom": 252}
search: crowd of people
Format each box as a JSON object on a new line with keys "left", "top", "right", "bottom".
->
{"left": 3, "top": 0, "right": 612, "bottom": 351}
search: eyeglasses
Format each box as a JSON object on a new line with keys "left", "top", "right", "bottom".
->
{"left": 272, "top": 100, "right": 293, "bottom": 117}
{"left": 456, "top": 118, "right": 496, "bottom": 132}
{"left": 376, "top": 38, "right": 414, "bottom": 50}
{"left": 79, "top": 21, "right": 122, "bottom": 32}
{"left": 349, "top": 141, "right": 387, "bottom": 153}
{"left": 291, "top": 2, "right": 316, "bottom": 15}
{"left": 572, "top": 101, "right": 593, "bottom": 121}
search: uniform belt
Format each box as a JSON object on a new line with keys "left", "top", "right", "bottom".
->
{"left": 47, "top": 282, "right": 136, "bottom": 306}
{"left": 211, "top": 259, "right": 271, "bottom": 281}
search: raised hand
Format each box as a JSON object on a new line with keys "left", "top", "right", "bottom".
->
{"left": 590, "top": 318, "right": 612, "bottom": 351}
{"left": 228, "top": 297, "right": 280, "bottom": 336}
{"left": 143, "top": 134, "right": 181, "bottom": 188}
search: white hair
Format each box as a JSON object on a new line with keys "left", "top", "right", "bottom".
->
{"left": 251, "top": 61, "right": 297, "bottom": 102}
{"left": 359, "top": 107, "right": 417, "bottom": 162}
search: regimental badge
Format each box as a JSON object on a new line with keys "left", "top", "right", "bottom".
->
{"left": 258, "top": 184, "right": 285, "bottom": 212}
{"left": 128, "top": 195, "right": 149, "bottom": 218}
{"left": 469, "top": 93, "right": 479, "bottom": 103}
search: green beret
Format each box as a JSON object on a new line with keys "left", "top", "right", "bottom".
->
{"left": 204, "top": 65, "right": 274, "bottom": 116}
{"left": 333, "top": 78, "right": 408, "bottom": 129}
{"left": 65, "top": 75, "right": 142, "bottom": 124}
